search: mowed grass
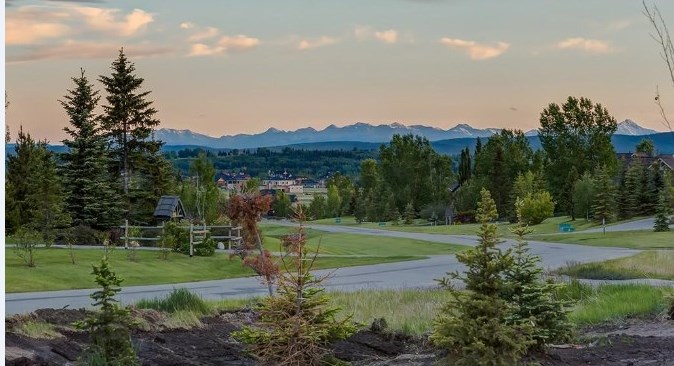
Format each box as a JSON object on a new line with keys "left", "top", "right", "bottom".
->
{"left": 260, "top": 225, "right": 466, "bottom": 256}
{"left": 531, "top": 230, "right": 674, "bottom": 249}
{"left": 309, "top": 216, "right": 602, "bottom": 237}
{"left": 5, "top": 247, "right": 423, "bottom": 293}
{"left": 560, "top": 251, "right": 674, "bottom": 280}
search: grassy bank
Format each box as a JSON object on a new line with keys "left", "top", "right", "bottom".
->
{"left": 560, "top": 251, "right": 674, "bottom": 280}
{"left": 260, "top": 225, "right": 467, "bottom": 255}
{"left": 531, "top": 231, "right": 674, "bottom": 249}
{"left": 5, "top": 247, "right": 423, "bottom": 293}
{"left": 308, "top": 216, "right": 607, "bottom": 237}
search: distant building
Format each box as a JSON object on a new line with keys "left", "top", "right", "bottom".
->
{"left": 617, "top": 152, "right": 674, "bottom": 173}
{"left": 215, "top": 172, "right": 251, "bottom": 192}
{"left": 263, "top": 170, "right": 299, "bottom": 189}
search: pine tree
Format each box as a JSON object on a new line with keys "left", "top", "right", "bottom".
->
{"left": 431, "top": 189, "right": 532, "bottom": 366}
{"left": 503, "top": 199, "right": 572, "bottom": 348}
{"left": 592, "top": 166, "right": 616, "bottom": 223}
{"left": 233, "top": 208, "right": 356, "bottom": 365}
{"left": 6, "top": 127, "right": 41, "bottom": 233}
{"left": 75, "top": 258, "right": 138, "bottom": 365}
{"left": 60, "top": 69, "right": 123, "bottom": 230}
{"left": 25, "top": 145, "right": 70, "bottom": 242}
{"left": 458, "top": 147, "right": 471, "bottom": 184}
{"left": 403, "top": 202, "right": 416, "bottom": 225}
{"left": 621, "top": 162, "right": 643, "bottom": 219}
{"left": 99, "top": 48, "right": 161, "bottom": 208}
{"left": 654, "top": 189, "right": 672, "bottom": 232}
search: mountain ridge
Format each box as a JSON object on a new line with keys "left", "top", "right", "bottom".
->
{"left": 155, "top": 120, "right": 662, "bottom": 149}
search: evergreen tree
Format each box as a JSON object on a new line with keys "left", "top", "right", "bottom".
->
{"left": 592, "top": 166, "right": 616, "bottom": 223}
{"left": 60, "top": 69, "right": 123, "bottom": 230}
{"left": 431, "top": 189, "right": 532, "bottom": 365}
{"left": 621, "top": 161, "right": 643, "bottom": 219}
{"left": 128, "top": 145, "right": 176, "bottom": 224}
{"left": 562, "top": 166, "right": 579, "bottom": 220}
{"left": 403, "top": 202, "right": 416, "bottom": 225}
{"left": 458, "top": 147, "right": 472, "bottom": 184}
{"left": 26, "top": 146, "right": 71, "bottom": 242}
{"left": 503, "top": 200, "right": 572, "bottom": 348}
{"left": 308, "top": 194, "right": 327, "bottom": 220}
{"left": 99, "top": 48, "right": 161, "bottom": 208}
{"left": 654, "top": 189, "right": 672, "bottom": 232}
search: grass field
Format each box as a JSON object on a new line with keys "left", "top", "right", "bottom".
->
{"left": 260, "top": 225, "right": 467, "bottom": 256}
{"left": 309, "top": 216, "right": 606, "bottom": 237}
{"left": 531, "top": 231, "right": 674, "bottom": 249}
{"left": 193, "top": 283, "right": 670, "bottom": 336}
{"left": 5, "top": 247, "right": 422, "bottom": 293}
{"left": 560, "top": 251, "right": 674, "bottom": 280}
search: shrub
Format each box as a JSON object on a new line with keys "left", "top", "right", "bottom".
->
{"left": 13, "top": 228, "right": 42, "bottom": 267}
{"left": 233, "top": 208, "right": 356, "bottom": 365}
{"left": 519, "top": 191, "right": 555, "bottom": 225}
{"left": 61, "top": 225, "right": 105, "bottom": 245}
{"left": 75, "top": 258, "right": 138, "bottom": 366}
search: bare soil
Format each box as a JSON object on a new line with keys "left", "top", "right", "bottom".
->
{"left": 5, "top": 308, "right": 674, "bottom": 366}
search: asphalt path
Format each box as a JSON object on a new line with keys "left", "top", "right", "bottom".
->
{"left": 577, "top": 216, "right": 674, "bottom": 233}
{"left": 3, "top": 223, "right": 646, "bottom": 315}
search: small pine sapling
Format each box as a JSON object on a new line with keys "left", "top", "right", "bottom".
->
{"left": 75, "top": 258, "right": 138, "bottom": 365}
{"left": 431, "top": 189, "right": 533, "bottom": 366}
{"left": 233, "top": 206, "right": 356, "bottom": 366}
{"left": 503, "top": 199, "right": 573, "bottom": 349}
{"left": 403, "top": 202, "right": 415, "bottom": 225}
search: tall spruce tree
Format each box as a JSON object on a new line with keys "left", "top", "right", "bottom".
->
{"left": 592, "top": 166, "right": 616, "bottom": 223}
{"left": 458, "top": 147, "right": 471, "bottom": 184}
{"left": 654, "top": 188, "right": 672, "bottom": 232}
{"left": 61, "top": 69, "right": 123, "bottom": 230}
{"left": 99, "top": 48, "right": 161, "bottom": 212}
{"left": 6, "top": 127, "right": 43, "bottom": 233}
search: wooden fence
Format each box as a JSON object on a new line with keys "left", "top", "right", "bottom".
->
{"left": 120, "top": 220, "right": 243, "bottom": 257}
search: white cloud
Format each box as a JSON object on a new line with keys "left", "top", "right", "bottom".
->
{"left": 439, "top": 38, "right": 510, "bottom": 60}
{"left": 556, "top": 38, "right": 611, "bottom": 54}
{"left": 297, "top": 36, "right": 338, "bottom": 50}
{"left": 375, "top": 29, "right": 398, "bottom": 44}
{"left": 179, "top": 22, "right": 194, "bottom": 29}
{"left": 188, "top": 26, "right": 219, "bottom": 42}
{"left": 8, "top": 40, "right": 174, "bottom": 63}
{"left": 354, "top": 26, "right": 401, "bottom": 44}
{"left": 73, "top": 7, "right": 153, "bottom": 37}
{"left": 188, "top": 35, "right": 260, "bottom": 57}
{"left": 6, "top": 6, "right": 72, "bottom": 45}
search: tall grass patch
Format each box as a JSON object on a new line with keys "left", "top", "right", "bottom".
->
{"left": 136, "top": 288, "right": 210, "bottom": 315}
{"left": 13, "top": 320, "right": 61, "bottom": 339}
{"left": 329, "top": 288, "right": 451, "bottom": 335}
{"left": 561, "top": 251, "right": 674, "bottom": 281}
{"left": 570, "top": 284, "right": 669, "bottom": 325}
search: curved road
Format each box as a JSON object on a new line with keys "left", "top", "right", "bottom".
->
{"left": 4, "top": 223, "right": 644, "bottom": 315}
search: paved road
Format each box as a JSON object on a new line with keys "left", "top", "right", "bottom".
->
{"left": 6, "top": 223, "right": 642, "bottom": 315}
{"left": 577, "top": 216, "right": 673, "bottom": 233}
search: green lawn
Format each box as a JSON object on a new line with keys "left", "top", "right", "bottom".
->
{"left": 309, "top": 216, "right": 604, "bottom": 237}
{"left": 260, "top": 225, "right": 467, "bottom": 256}
{"left": 531, "top": 231, "right": 674, "bottom": 249}
{"left": 5, "top": 247, "right": 424, "bottom": 293}
{"left": 560, "top": 251, "right": 674, "bottom": 280}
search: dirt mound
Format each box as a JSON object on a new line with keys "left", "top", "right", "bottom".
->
{"left": 6, "top": 308, "right": 674, "bottom": 366}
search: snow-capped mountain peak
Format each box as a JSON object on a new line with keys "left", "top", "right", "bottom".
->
{"left": 616, "top": 119, "right": 657, "bottom": 136}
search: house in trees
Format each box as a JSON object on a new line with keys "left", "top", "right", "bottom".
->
{"left": 263, "top": 170, "right": 304, "bottom": 193}
{"left": 154, "top": 196, "right": 187, "bottom": 222}
{"left": 216, "top": 172, "right": 251, "bottom": 192}
{"left": 617, "top": 152, "right": 674, "bottom": 173}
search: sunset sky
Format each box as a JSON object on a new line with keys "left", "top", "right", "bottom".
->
{"left": 5, "top": 0, "right": 674, "bottom": 143}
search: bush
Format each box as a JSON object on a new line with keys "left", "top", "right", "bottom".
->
{"left": 452, "top": 210, "right": 476, "bottom": 224}
{"left": 59, "top": 225, "right": 105, "bottom": 245}
{"left": 14, "top": 228, "right": 42, "bottom": 267}
{"left": 419, "top": 202, "right": 446, "bottom": 221}
{"left": 519, "top": 191, "right": 555, "bottom": 225}
{"left": 136, "top": 288, "right": 210, "bottom": 315}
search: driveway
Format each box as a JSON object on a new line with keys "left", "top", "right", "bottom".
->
{"left": 5, "top": 223, "right": 642, "bottom": 315}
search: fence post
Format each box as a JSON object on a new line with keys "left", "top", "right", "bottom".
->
{"left": 189, "top": 223, "right": 194, "bottom": 258}
{"left": 124, "top": 219, "right": 129, "bottom": 250}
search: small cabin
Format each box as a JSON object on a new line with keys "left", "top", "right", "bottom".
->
{"left": 154, "top": 196, "right": 186, "bottom": 221}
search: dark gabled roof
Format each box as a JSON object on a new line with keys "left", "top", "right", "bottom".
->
{"left": 154, "top": 195, "right": 186, "bottom": 218}
{"left": 448, "top": 182, "right": 461, "bottom": 193}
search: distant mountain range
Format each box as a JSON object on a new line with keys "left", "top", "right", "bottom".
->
{"left": 155, "top": 120, "right": 660, "bottom": 149}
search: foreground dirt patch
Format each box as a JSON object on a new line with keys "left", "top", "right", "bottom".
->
{"left": 5, "top": 308, "right": 674, "bottom": 365}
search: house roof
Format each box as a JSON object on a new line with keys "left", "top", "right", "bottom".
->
{"left": 154, "top": 196, "right": 186, "bottom": 218}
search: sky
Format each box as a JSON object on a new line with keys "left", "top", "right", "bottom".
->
{"left": 5, "top": 0, "right": 674, "bottom": 143}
